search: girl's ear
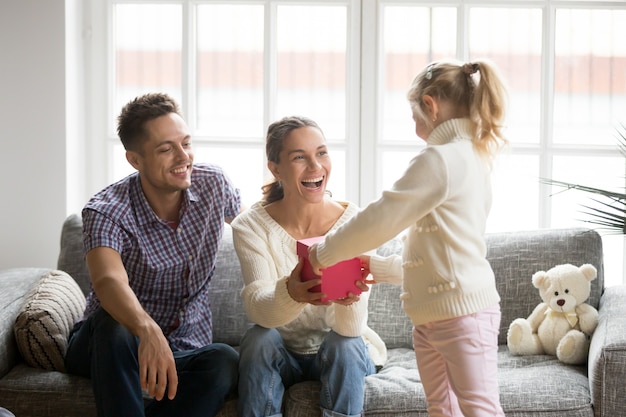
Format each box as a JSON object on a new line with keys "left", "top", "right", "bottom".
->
{"left": 421, "top": 95, "right": 439, "bottom": 122}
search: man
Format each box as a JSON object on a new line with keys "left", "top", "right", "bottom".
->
{"left": 65, "top": 93, "right": 242, "bottom": 417}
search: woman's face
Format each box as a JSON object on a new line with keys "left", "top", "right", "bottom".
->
{"left": 269, "top": 126, "right": 331, "bottom": 203}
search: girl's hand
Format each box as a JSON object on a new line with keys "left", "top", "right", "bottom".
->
{"left": 286, "top": 258, "right": 331, "bottom": 306}
{"left": 333, "top": 257, "right": 376, "bottom": 305}
{"left": 359, "top": 255, "right": 376, "bottom": 286}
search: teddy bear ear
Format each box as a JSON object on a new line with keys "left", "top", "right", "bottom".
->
{"left": 531, "top": 271, "right": 548, "bottom": 288}
{"left": 579, "top": 264, "right": 597, "bottom": 281}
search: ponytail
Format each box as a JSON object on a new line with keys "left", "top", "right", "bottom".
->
{"left": 262, "top": 180, "right": 284, "bottom": 205}
{"left": 407, "top": 59, "right": 509, "bottom": 159}
{"left": 469, "top": 60, "right": 508, "bottom": 157}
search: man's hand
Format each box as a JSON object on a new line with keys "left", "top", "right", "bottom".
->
{"left": 137, "top": 322, "right": 178, "bottom": 401}
{"left": 87, "top": 247, "right": 180, "bottom": 401}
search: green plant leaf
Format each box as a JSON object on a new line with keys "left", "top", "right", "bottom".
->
{"left": 541, "top": 124, "right": 626, "bottom": 234}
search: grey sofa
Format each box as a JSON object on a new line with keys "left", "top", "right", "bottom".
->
{"left": 1, "top": 214, "right": 625, "bottom": 417}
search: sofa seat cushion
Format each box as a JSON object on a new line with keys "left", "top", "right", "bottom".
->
{"left": 284, "top": 347, "right": 593, "bottom": 417}
{"left": 498, "top": 347, "right": 593, "bottom": 416}
{"left": 14, "top": 270, "right": 86, "bottom": 372}
{"left": 0, "top": 363, "right": 95, "bottom": 417}
{"left": 285, "top": 348, "right": 425, "bottom": 417}
{"left": 0, "top": 363, "right": 243, "bottom": 417}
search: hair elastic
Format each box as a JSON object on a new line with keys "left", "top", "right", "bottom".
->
{"left": 462, "top": 63, "right": 479, "bottom": 75}
{"left": 425, "top": 64, "right": 434, "bottom": 80}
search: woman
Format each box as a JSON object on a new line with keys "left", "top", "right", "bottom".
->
{"left": 231, "top": 116, "right": 386, "bottom": 417}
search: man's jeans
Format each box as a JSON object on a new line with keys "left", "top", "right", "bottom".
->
{"left": 64, "top": 307, "right": 238, "bottom": 417}
{"left": 237, "top": 325, "right": 376, "bottom": 417}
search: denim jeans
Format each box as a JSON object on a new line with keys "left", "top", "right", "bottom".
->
{"left": 237, "top": 325, "right": 376, "bottom": 417}
{"left": 64, "top": 307, "right": 238, "bottom": 417}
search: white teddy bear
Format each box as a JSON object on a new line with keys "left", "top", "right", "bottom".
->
{"left": 507, "top": 263, "right": 598, "bottom": 365}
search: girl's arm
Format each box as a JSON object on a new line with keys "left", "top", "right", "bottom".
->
{"left": 368, "top": 254, "right": 403, "bottom": 286}
{"left": 313, "top": 148, "right": 448, "bottom": 270}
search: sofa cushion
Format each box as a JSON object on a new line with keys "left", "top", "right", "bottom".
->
{"left": 0, "top": 363, "right": 240, "bottom": 417}
{"left": 209, "top": 224, "right": 252, "bottom": 345}
{"left": 14, "top": 270, "right": 86, "bottom": 372}
{"left": 0, "top": 268, "right": 48, "bottom": 379}
{"left": 54, "top": 215, "right": 251, "bottom": 347}
{"left": 285, "top": 347, "right": 594, "bottom": 417}
{"left": 487, "top": 228, "right": 604, "bottom": 346}
{"left": 368, "top": 228, "right": 605, "bottom": 348}
{"left": 0, "top": 363, "right": 95, "bottom": 417}
{"left": 57, "top": 214, "right": 91, "bottom": 296}
{"left": 369, "top": 239, "right": 413, "bottom": 349}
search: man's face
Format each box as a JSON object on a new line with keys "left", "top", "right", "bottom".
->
{"left": 126, "top": 112, "right": 194, "bottom": 194}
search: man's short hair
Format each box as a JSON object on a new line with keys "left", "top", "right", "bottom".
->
{"left": 117, "top": 93, "right": 182, "bottom": 151}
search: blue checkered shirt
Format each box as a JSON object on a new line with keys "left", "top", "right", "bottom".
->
{"left": 81, "top": 163, "right": 241, "bottom": 350}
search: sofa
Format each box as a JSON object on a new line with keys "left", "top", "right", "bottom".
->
{"left": 1, "top": 214, "right": 625, "bottom": 417}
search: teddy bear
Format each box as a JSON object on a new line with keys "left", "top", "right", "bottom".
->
{"left": 507, "top": 263, "right": 598, "bottom": 365}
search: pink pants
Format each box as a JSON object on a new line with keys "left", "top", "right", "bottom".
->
{"left": 412, "top": 304, "right": 505, "bottom": 417}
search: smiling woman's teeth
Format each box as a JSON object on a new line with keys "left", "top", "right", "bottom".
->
{"left": 302, "top": 176, "right": 324, "bottom": 188}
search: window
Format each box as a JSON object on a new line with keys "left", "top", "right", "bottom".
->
{"left": 107, "top": 1, "right": 358, "bottom": 205}
{"left": 87, "top": 0, "right": 626, "bottom": 285}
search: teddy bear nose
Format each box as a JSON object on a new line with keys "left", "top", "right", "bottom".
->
{"left": 557, "top": 299, "right": 565, "bottom": 306}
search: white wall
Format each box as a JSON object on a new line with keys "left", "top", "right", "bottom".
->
{"left": 0, "top": 0, "right": 83, "bottom": 269}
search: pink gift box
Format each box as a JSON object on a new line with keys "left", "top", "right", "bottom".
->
{"left": 297, "top": 236, "right": 363, "bottom": 302}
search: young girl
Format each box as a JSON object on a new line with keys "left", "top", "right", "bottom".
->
{"left": 309, "top": 59, "right": 508, "bottom": 417}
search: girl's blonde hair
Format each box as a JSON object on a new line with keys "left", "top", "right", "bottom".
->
{"left": 407, "top": 59, "right": 509, "bottom": 159}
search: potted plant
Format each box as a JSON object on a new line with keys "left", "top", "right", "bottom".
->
{"left": 542, "top": 124, "right": 626, "bottom": 234}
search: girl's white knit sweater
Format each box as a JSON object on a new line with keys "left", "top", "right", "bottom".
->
{"left": 316, "top": 118, "right": 501, "bottom": 326}
{"left": 231, "top": 201, "right": 387, "bottom": 365}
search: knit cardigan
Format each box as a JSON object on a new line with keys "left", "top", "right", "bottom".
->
{"left": 231, "top": 201, "right": 387, "bottom": 365}
{"left": 316, "top": 118, "right": 501, "bottom": 326}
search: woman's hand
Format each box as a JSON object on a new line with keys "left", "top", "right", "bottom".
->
{"left": 332, "top": 292, "right": 361, "bottom": 306}
{"left": 286, "top": 258, "right": 331, "bottom": 306}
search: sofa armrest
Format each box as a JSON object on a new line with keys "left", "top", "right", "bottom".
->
{"left": 588, "top": 284, "right": 626, "bottom": 417}
{"left": 0, "top": 268, "right": 50, "bottom": 378}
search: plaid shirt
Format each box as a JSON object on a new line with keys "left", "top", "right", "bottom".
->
{"left": 81, "top": 163, "right": 241, "bottom": 350}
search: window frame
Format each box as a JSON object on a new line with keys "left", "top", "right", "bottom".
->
{"left": 84, "top": 0, "right": 626, "bottom": 287}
